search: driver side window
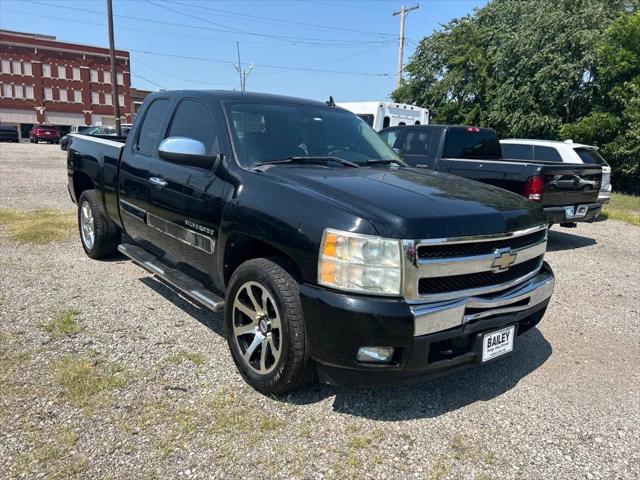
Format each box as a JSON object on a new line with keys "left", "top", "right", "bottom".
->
{"left": 166, "top": 99, "right": 218, "bottom": 154}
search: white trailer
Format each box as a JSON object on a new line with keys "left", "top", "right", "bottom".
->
{"left": 337, "top": 101, "right": 429, "bottom": 131}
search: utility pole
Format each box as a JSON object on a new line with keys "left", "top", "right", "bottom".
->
{"left": 234, "top": 42, "right": 254, "bottom": 92}
{"left": 393, "top": 4, "right": 419, "bottom": 88}
{"left": 106, "top": 0, "right": 121, "bottom": 135}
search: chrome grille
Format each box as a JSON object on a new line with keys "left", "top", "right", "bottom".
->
{"left": 417, "top": 229, "right": 546, "bottom": 259}
{"left": 402, "top": 224, "right": 548, "bottom": 302}
{"left": 418, "top": 256, "right": 544, "bottom": 295}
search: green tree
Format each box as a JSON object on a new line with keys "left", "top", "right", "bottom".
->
{"left": 560, "top": 12, "right": 640, "bottom": 190}
{"left": 394, "top": 0, "right": 639, "bottom": 189}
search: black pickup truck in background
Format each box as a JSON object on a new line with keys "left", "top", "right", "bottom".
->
{"left": 379, "top": 125, "right": 603, "bottom": 227}
{"left": 67, "top": 91, "right": 555, "bottom": 393}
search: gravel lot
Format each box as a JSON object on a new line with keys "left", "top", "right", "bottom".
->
{"left": 1, "top": 143, "right": 639, "bottom": 480}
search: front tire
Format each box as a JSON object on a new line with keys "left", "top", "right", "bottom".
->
{"left": 77, "top": 190, "right": 120, "bottom": 259}
{"left": 225, "top": 258, "right": 315, "bottom": 394}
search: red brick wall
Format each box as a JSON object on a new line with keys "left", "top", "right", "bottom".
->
{"left": 0, "top": 31, "right": 132, "bottom": 126}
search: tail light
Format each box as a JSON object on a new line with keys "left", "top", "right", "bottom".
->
{"left": 523, "top": 175, "right": 544, "bottom": 201}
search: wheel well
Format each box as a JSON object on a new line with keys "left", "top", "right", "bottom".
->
{"left": 223, "top": 234, "right": 302, "bottom": 286}
{"left": 73, "top": 172, "right": 94, "bottom": 201}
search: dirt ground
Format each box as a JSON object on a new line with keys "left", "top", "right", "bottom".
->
{"left": 1, "top": 143, "right": 639, "bottom": 479}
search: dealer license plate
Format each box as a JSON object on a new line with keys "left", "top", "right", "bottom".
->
{"left": 482, "top": 325, "right": 515, "bottom": 362}
{"left": 565, "top": 205, "right": 588, "bottom": 219}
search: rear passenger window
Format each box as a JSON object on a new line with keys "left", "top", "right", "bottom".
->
{"left": 167, "top": 99, "right": 217, "bottom": 153}
{"left": 502, "top": 144, "right": 533, "bottom": 160}
{"left": 136, "top": 99, "right": 169, "bottom": 156}
{"left": 534, "top": 146, "right": 562, "bottom": 162}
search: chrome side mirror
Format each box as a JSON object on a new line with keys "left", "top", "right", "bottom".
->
{"left": 158, "top": 137, "right": 218, "bottom": 169}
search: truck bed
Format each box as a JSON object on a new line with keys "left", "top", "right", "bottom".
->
{"left": 435, "top": 157, "right": 602, "bottom": 207}
{"left": 66, "top": 134, "right": 126, "bottom": 225}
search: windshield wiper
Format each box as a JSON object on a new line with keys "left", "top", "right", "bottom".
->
{"left": 364, "top": 159, "right": 405, "bottom": 166}
{"left": 255, "top": 156, "right": 360, "bottom": 169}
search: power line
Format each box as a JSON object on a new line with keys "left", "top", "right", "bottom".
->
{"left": 1, "top": 8, "right": 394, "bottom": 78}
{"left": 131, "top": 74, "right": 168, "bottom": 90}
{"left": 157, "top": 0, "right": 397, "bottom": 38}
{"left": 253, "top": 44, "right": 391, "bottom": 77}
{"left": 148, "top": 0, "right": 392, "bottom": 46}
{"left": 23, "top": 0, "right": 394, "bottom": 47}
{"left": 1, "top": 8, "right": 383, "bottom": 49}
{"left": 133, "top": 57, "right": 236, "bottom": 86}
{"left": 130, "top": 49, "right": 393, "bottom": 77}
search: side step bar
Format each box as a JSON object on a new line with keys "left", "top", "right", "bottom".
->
{"left": 118, "top": 243, "right": 225, "bottom": 312}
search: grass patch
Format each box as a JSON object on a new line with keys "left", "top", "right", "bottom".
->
{"left": 427, "top": 456, "right": 451, "bottom": 480}
{"left": 0, "top": 208, "right": 76, "bottom": 244}
{"left": 258, "top": 416, "right": 285, "bottom": 432}
{"left": 602, "top": 193, "right": 640, "bottom": 226}
{"left": 347, "top": 434, "right": 373, "bottom": 450}
{"left": 40, "top": 308, "right": 82, "bottom": 336}
{"left": 53, "top": 355, "right": 127, "bottom": 409}
{"left": 0, "top": 349, "right": 29, "bottom": 385}
{"left": 333, "top": 425, "right": 385, "bottom": 477}
{"left": 167, "top": 350, "right": 205, "bottom": 366}
{"left": 13, "top": 427, "right": 87, "bottom": 479}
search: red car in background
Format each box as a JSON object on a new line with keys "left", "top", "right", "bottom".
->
{"left": 29, "top": 124, "right": 61, "bottom": 144}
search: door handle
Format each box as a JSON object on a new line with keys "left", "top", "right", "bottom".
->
{"left": 149, "top": 177, "right": 168, "bottom": 187}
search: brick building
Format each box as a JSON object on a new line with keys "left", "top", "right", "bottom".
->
{"left": 0, "top": 30, "right": 132, "bottom": 138}
{"left": 131, "top": 87, "right": 152, "bottom": 118}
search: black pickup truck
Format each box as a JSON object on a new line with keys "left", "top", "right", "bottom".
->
{"left": 67, "top": 91, "right": 555, "bottom": 393}
{"left": 379, "top": 125, "right": 603, "bottom": 227}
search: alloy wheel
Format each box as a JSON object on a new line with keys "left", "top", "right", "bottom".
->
{"left": 232, "top": 281, "right": 282, "bottom": 375}
{"left": 80, "top": 200, "right": 95, "bottom": 250}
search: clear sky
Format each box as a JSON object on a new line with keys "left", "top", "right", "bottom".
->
{"left": 1, "top": 0, "right": 486, "bottom": 101}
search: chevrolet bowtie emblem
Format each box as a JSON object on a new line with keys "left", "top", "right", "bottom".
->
{"left": 492, "top": 248, "right": 517, "bottom": 271}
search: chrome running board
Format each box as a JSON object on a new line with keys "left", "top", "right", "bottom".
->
{"left": 118, "top": 243, "right": 225, "bottom": 312}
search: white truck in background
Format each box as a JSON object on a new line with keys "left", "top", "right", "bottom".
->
{"left": 337, "top": 101, "right": 429, "bottom": 131}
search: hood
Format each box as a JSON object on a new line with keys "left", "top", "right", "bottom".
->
{"left": 261, "top": 166, "right": 546, "bottom": 239}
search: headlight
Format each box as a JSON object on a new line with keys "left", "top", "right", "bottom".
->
{"left": 318, "top": 228, "right": 402, "bottom": 295}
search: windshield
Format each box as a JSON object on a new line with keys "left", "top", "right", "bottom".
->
{"left": 227, "top": 102, "right": 402, "bottom": 168}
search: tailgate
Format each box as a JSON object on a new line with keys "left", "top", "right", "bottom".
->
{"left": 541, "top": 164, "right": 602, "bottom": 207}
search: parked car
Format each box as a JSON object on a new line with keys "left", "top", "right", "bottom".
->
{"left": 500, "top": 139, "right": 612, "bottom": 205}
{"left": 379, "top": 125, "right": 603, "bottom": 227}
{"left": 70, "top": 125, "right": 94, "bottom": 134}
{"left": 0, "top": 125, "right": 19, "bottom": 142}
{"left": 29, "top": 124, "right": 60, "bottom": 144}
{"left": 61, "top": 126, "right": 120, "bottom": 151}
{"left": 67, "top": 91, "right": 555, "bottom": 393}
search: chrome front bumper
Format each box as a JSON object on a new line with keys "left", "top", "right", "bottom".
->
{"left": 411, "top": 267, "right": 555, "bottom": 336}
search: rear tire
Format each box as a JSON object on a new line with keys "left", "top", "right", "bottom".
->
{"left": 225, "top": 257, "right": 315, "bottom": 394}
{"left": 77, "top": 190, "right": 120, "bottom": 259}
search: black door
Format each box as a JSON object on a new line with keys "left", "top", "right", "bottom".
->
{"left": 145, "top": 98, "right": 226, "bottom": 285}
{"left": 118, "top": 97, "right": 171, "bottom": 242}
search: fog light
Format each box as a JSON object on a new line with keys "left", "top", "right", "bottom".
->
{"left": 357, "top": 346, "right": 395, "bottom": 364}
